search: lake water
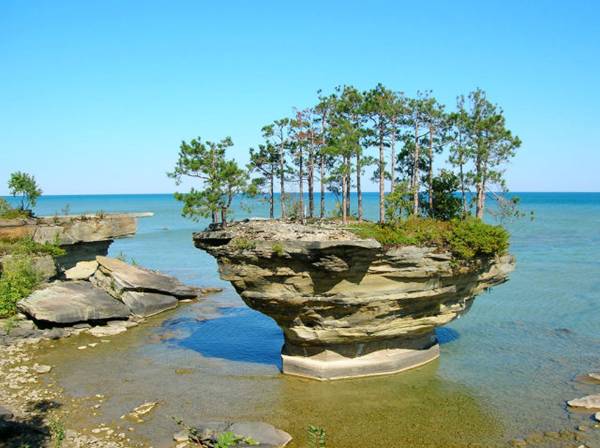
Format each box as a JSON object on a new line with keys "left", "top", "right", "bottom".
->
{"left": 13, "top": 193, "right": 600, "bottom": 447}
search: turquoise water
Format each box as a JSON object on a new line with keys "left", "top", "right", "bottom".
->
{"left": 12, "top": 193, "right": 600, "bottom": 446}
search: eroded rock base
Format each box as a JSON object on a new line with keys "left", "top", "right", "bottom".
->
{"left": 282, "top": 333, "right": 440, "bottom": 380}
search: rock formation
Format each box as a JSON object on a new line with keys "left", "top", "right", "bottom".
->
{"left": 0, "top": 213, "right": 152, "bottom": 271}
{"left": 194, "top": 220, "right": 515, "bottom": 380}
{"left": 18, "top": 256, "right": 217, "bottom": 325}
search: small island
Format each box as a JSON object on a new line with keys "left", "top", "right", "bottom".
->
{"left": 195, "top": 219, "right": 514, "bottom": 380}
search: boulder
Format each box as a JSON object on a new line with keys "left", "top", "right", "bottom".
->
{"left": 121, "top": 291, "right": 178, "bottom": 317}
{"left": 64, "top": 260, "right": 98, "bottom": 280}
{"left": 194, "top": 220, "right": 515, "bottom": 380}
{"left": 18, "top": 281, "right": 130, "bottom": 324}
{"left": 94, "top": 256, "right": 199, "bottom": 298}
{"left": 228, "top": 422, "right": 292, "bottom": 447}
{"left": 595, "top": 412, "right": 600, "bottom": 422}
{"left": 567, "top": 394, "right": 600, "bottom": 410}
{"left": 187, "top": 421, "right": 291, "bottom": 447}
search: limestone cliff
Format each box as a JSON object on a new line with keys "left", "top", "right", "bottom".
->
{"left": 194, "top": 220, "right": 515, "bottom": 380}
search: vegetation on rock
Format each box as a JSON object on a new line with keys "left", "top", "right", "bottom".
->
{"left": 0, "top": 237, "right": 66, "bottom": 258}
{"left": 349, "top": 218, "right": 508, "bottom": 261}
{"left": 0, "top": 256, "right": 41, "bottom": 318}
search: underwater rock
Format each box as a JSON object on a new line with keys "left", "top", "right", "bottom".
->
{"left": 567, "top": 394, "right": 600, "bottom": 410}
{"left": 194, "top": 220, "right": 515, "bottom": 380}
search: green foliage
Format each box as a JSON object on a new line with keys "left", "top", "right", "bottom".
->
{"left": 385, "top": 181, "right": 412, "bottom": 222}
{"left": 448, "top": 218, "right": 509, "bottom": 260}
{"left": 421, "top": 170, "right": 463, "bottom": 220}
{"left": 0, "top": 256, "right": 41, "bottom": 318}
{"left": 0, "top": 237, "right": 65, "bottom": 257}
{"left": 349, "top": 218, "right": 508, "bottom": 261}
{"left": 307, "top": 425, "right": 327, "bottom": 448}
{"left": 271, "top": 242, "right": 285, "bottom": 256}
{"left": 8, "top": 171, "right": 42, "bottom": 211}
{"left": 231, "top": 238, "right": 256, "bottom": 251}
{"left": 49, "top": 418, "right": 65, "bottom": 448}
{"left": 0, "top": 198, "right": 30, "bottom": 219}
{"left": 168, "top": 136, "right": 250, "bottom": 225}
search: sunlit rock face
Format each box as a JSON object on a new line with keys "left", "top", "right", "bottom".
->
{"left": 194, "top": 220, "right": 515, "bottom": 380}
{"left": 0, "top": 213, "right": 151, "bottom": 271}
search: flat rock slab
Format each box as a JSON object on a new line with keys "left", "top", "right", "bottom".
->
{"left": 96, "top": 256, "right": 198, "bottom": 298}
{"left": 567, "top": 394, "right": 600, "bottom": 410}
{"left": 65, "top": 260, "right": 98, "bottom": 280}
{"left": 121, "top": 291, "right": 178, "bottom": 317}
{"left": 18, "top": 281, "right": 130, "bottom": 324}
{"left": 588, "top": 372, "right": 600, "bottom": 382}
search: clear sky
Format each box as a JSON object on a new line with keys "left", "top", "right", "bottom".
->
{"left": 1, "top": 1, "right": 599, "bottom": 195}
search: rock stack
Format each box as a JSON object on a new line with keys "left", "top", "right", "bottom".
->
{"left": 194, "top": 220, "right": 515, "bottom": 380}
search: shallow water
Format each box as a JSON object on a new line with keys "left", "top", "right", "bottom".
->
{"left": 20, "top": 193, "right": 600, "bottom": 446}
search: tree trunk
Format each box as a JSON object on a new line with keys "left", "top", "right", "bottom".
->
{"left": 356, "top": 152, "right": 362, "bottom": 222}
{"left": 390, "top": 117, "right": 396, "bottom": 194}
{"left": 459, "top": 160, "right": 467, "bottom": 217}
{"left": 221, "top": 208, "right": 227, "bottom": 227}
{"left": 475, "top": 151, "right": 485, "bottom": 219}
{"left": 320, "top": 154, "right": 325, "bottom": 219}
{"left": 212, "top": 210, "right": 219, "bottom": 225}
{"left": 280, "top": 144, "right": 286, "bottom": 220}
{"left": 428, "top": 124, "right": 434, "bottom": 216}
{"left": 308, "top": 147, "right": 314, "bottom": 218}
{"left": 379, "top": 124, "right": 385, "bottom": 223}
{"left": 412, "top": 122, "right": 420, "bottom": 216}
{"left": 299, "top": 149, "right": 304, "bottom": 222}
{"left": 341, "top": 169, "right": 347, "bottom": 225}
{"left": 345, "top": 156, "right": 351, "bottom": 219}
{"left": 269, "top": 171, "right": 274, "bottom": 219}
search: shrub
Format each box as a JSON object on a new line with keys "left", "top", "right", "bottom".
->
{"left": 272, "top": 242, "right": 285, "bottom": 256}
{"left": 0, "top": 198, "right": 30, "bottom": 219}
{"left": 232, "top": 238, "right": 256, "bottom": 250}
{"left": 448, "top": 218, "right": 509, "bottom": 260}
{"left": 0, "top": 257, "right": 41, "bottom": 318}
{"left": 348, "top": 217, "right": 508, "bottom": 262}
{"left": 0, "top": 237, "right": 66, "bottom": 257}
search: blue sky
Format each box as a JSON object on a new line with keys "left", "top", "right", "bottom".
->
{"left": 1, "top": 1, "right": 599, "bottom": 194}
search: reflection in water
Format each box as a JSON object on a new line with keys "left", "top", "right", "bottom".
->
{"left": 167, "top": 307, "right": 283, "bottom": 367}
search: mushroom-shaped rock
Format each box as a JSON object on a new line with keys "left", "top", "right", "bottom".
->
{"left": 193, "top": 220, "right": 515, "bottom": 380}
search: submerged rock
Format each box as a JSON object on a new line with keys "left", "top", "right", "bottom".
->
{"left": 178, "top": 421, "right": 291, "bottom": 447}
{"left": 18, "top": 281, "right": 130, "bottom": 324}
{"left": 121, "top": 291, "right": 178, "bottom": 317}
{"left": 567, "top": 394, "right": 600, "bottom": 410}
{"left": 194, "top": 220, "right": 515, "bottom": 380}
